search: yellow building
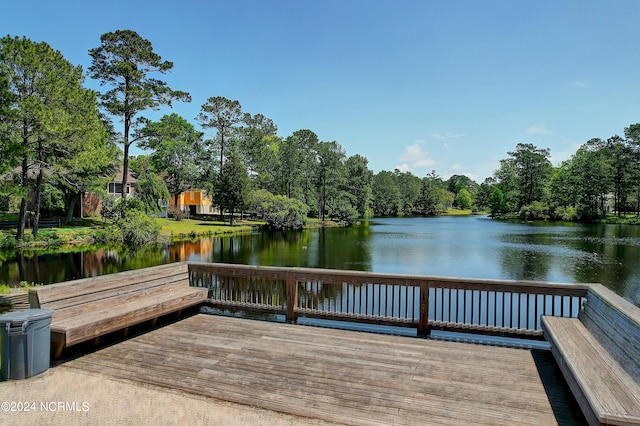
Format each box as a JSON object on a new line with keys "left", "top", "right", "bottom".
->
{"left": 170, "top": 189, "right": 215, "bottom": 216}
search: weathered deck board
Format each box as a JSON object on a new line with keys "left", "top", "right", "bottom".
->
{"left": 64, "top": 314, "right": 584, "bottom": 425}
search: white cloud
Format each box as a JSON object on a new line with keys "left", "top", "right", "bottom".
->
{"left": 432, "top": 132, "right": 465, "bottom": 140}
{"left": 396, "top": 143, "right": 437, "bottom": 173}
{"left": 395, "top": 163, "right": 411, "bottom": 173}
{"left": 570, "top": 80, "right": 590, "bottom": 88}
{"left": 526, "top": 124, "right": 552, "bottom": 135}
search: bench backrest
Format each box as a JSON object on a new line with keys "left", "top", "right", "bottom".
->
{"left": 29, "top": 262, "right": 189, "bottom": 310}
{"left": 578, "top": 284, "right": 640, "bottom": 386}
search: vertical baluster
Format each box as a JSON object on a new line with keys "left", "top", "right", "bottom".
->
{"left": 365, "top": 282, "right": 369, "bottom": 317}
{"left": 405, "top": 285, "right": 409, "bottom": 321}
{"left": 464, "top": 290, "right": 475, "bottom": 324}
{"left": 388, "top": 284, "right": 393, "bottom": 318}
{"left": 501, "top": 292, "right": 506, "bottom": 328}
{"left": 485, "top": 291, "right": 489, "bottom": 327}
{"left": 533, "top": 294, "right": 540, "bottom": 330}
{"left": 440, "top": 287, "right": 444, "bottom": 323}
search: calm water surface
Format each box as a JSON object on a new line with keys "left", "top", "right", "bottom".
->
{"left": 1, "top": 216, "right": 638, "bottom": 306}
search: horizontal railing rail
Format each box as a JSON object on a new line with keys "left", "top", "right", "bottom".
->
{"left": 188, "top": 262, "right": 589, "bottom": 339}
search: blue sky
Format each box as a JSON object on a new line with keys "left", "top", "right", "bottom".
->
{"left": 3, "top": 1, "right": 640, "bottom": 182}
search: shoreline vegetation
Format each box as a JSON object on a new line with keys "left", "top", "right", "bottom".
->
{"left": 2, "top": 207, "right": 639, "bottom": 252}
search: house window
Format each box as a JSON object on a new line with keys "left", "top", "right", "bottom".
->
{"left": 190, "top": 191, "right": 195, "bottom": 201}
{"left": 126, "top": 184, "right": 131, "bottom": 194}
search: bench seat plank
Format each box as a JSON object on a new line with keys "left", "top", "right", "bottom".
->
{"left": 541, "top": 316, "right": 640, "bottom": 426}
{"left": 55, "top": 286, "right": 208, "bottom": 347}
{"left": 48, "top": 281, "right": 192, "bottom": 322}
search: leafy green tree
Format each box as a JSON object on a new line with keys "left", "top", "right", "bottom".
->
{"left": 55, "top": 108, "right": 119, "bottom": 224}
{"left": 570, "top": 139, "right": 611, "bottom": 219}
{"left": 278, "top": 134, "right": 305, "bottom": 200}
{"left": 606, "top": 135, "right": 634, "bottom": 216}
{"left": 417, "top": 171, "right": 451, "bottom": 215}
{"left": 372, "top": 171, "right": 400, "bottom": 216}
{"left": 475, "top": 178, "right": 495, "bottom": 212}
{"left": 489, "top": 186, "right": 508, "bottom": 217}
{"left": 455, "top": 188, "right": 472, "bottom": 209}
{"left": 196, "top": 96, "right": 243, "bottom": 172}
{"left": 138, "top": 113, "right": 203, "bottom": 205}
{"left": 253, "top": 134, "right": 281, "bottom": 193}
{"left": 505, "top": 143, "right": 552, "bottom": 210}
{"left": 239, "top": 113, "right": 278, "bottom": 179}
{"left": 345, "top": 155, "right": 373, "bottom": 218}
{"left": 217, "top": 149, "right": 250, "bottom": 225}
{"left": 395, "top": 170, "right": 422, "bottom": 215}
{"left": 0, "top": 65, "right": 15, "bottom": 194}
{"left": 493, "top": 159, "right": 519, "bottom": 213}
{"left": 315, "top": 141, "right": 346, "bottom": 221}
{"left": 134, "top": 169, "right": 170, "bottom": 214}
{"left": 548, "top": 161, "right": 578, "bottom": 217}
{"left": 1, "top": 35, "right": 109, "bottom": 238}
{"left": 89, "top": 29, "right": 191, "bottom": 199}
{"left": 295, "top": 130, "right": 320, "bottom": 208}
{"left": 624, "top": 123, "right": 640, "bottom": 215}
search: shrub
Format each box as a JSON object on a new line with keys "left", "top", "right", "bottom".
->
{"left": 331, "top": 195, "right": 359, "bottom": 225}
{"left": 100, "top": 195, "right": 119, "bottom": 221}
{"left": 89, "top": 226, "right": 120, "bottom": 243}
{"left": 520, "top": 202, "right": 550, "bottom": 221}
{"left": 117, "top": 210, "right": 161, "bottom": 249}
{"left": 0, "top": 233, "right": 17, "bottom": 250}
{"left": 249, "top": 189, "right": 307, "bottom": 230}
{"left": 554, "top": 206, "right": 579, "bottom": 222}
{"left": 168, "top": 206, "right": 186, "bottom": 221}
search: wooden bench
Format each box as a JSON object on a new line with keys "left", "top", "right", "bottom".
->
{"left": 541, "top": 285, "right": 640, "bottom": 426}
{"left": 29, "top": 262, "right": 208, "bottom": 358}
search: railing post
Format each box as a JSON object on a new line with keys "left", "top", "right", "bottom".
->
{"left": 286, "top": 272, "right": 298, "bottom": 323}
{"left": 418, "top": 282, "right": 430, "bottom": 337}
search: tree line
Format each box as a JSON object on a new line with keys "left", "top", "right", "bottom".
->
{"left": 2, "top": 30, "right": 639, "bottom": 245}
{"left": 486, "top": 134, "right": 640, "bottom": 222}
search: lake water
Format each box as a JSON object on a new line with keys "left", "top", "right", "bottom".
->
{"left": 1, "top": 216, "right": 639, "bottom": 306}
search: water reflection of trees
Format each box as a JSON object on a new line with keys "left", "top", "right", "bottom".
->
{"left": 499, "top": 248, "right": 552, "bottom": 281}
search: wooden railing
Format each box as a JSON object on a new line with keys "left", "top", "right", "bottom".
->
{"left": 188, "top": 262, "right": 589, "bottom": 339}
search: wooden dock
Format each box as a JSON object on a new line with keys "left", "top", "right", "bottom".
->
{"left": 65, "top": 314, "right": 584, "bottom": 425}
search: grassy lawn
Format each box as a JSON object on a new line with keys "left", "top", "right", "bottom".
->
{"left": 156, "top": 218, "right": 256, "bottom": 238}
{"left": 446, "top": 208, "right": 473, "bottom": 216}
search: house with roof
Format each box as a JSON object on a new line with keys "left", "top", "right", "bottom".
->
{"left": 169, "top": 189, "right": 215, "bottom": 216}
{"left": 107, "top": 167, "right": 138, "bottom": 199}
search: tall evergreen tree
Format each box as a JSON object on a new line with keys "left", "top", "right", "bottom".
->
{"left": 89, "top": 29, "right": 190, "bottom": 199}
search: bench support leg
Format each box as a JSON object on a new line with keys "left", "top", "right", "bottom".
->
{"left": 92, "top": 337, "right": 100, "bottom": 347}
{"left": 52, "top": 342, "right": 64, "bottom": 360}
{"left": 122, "top": 327, "right": 129, "bottom": 337}
{"left": 149, "top": 317, "right": 158, "bottom": 327}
